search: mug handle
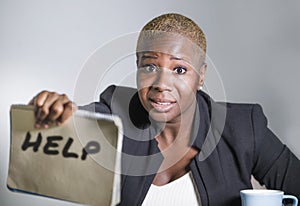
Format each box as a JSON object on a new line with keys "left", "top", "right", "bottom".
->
{"left": 283, "top": 195, "right": 298, "bottom": 206}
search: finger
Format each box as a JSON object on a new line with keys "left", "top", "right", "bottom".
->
{"left": 34, "top": 91, "right": 51, "bottom": 107}
{"left": 36, "top": 92, "right": 60, "bottom": 122}
{"left": 59, "top": 102, "right": 77, "bottom": 125}
{"left": 32, "top": 91, "right": 51, "bottom": 120}
{"left": 47, "top": 94, "right": 70, "bottom": 121}
{"left": 31, "top": 91, "right": 51, "bottom": 128}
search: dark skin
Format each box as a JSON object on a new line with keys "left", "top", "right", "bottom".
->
{"left": 29, "top": 91, "right": 77, "bottom": 129}
{"left": 153, "top": 133, "right": 199, "bottom": 185}
{"left": 30, "top": 46, "right": 206, "bottom": 186}
{"left": 137, "top": 51, "right": 206, "bottom": 185}
{"left": 29, "top": 92, "right": 198, "bottom": 186}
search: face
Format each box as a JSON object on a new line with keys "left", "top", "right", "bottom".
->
{"left": 136, "top": 50, "right": 206, "bottom": 124}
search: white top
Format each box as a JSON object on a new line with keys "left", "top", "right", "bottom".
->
{"left": 142, "top": 172, "right": 200, "bottom": 206}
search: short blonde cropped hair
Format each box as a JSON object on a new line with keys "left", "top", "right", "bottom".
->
{"left": 137, "top": 13, "right": 207, "bottom": 55}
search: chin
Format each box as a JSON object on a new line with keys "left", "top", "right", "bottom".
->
{"left": 148, "top": 111, "right": 178, "bottom": 124}
{"left": 149, "top": 113, "right": 167, "bottom": 122}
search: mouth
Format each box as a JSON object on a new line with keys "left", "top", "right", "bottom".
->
{"left": 149, "top": 98, "right": 176, "bottom": 112}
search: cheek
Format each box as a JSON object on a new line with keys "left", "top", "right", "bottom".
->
{"left": 137, "top": 88, "right": 148, "bottom": 103}
{"left": 137, "top": 89, "right": 151, "bottom": 111}
{"left": 175, "top": 75, "right": 199, "bottom": 95}
{"left": 137, "top": 73, "right": 155, "bottom": 89}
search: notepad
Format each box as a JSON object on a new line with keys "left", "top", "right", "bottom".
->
{"left": 7, "top": 104, "right": 123, "bottom": 206}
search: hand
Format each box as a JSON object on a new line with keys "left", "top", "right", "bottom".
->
{"left": 29, "top": 91, "right": 77, "bottom": 128}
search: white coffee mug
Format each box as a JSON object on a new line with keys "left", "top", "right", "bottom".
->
{"left": 240, "top": 189, "right": 298, "bottom": 206}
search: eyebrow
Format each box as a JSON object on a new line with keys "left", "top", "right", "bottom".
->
{"left": 170, "top": 56, "right": 192, "bottom": 65}
{"left": 140, "top": 53, "right": 192, "bottom": 65}
{"left": 141, "top": 54, "right": 157, "bottom": 59}
{"left": 141, "top": 55, "right": 157, "bottom": 59}
{"left": 170, "top": 56, "right": 184, "bottom": 61}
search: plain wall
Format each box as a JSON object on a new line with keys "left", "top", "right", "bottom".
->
{"left": 1, "top": 0, "right": 299, "bottom": 205}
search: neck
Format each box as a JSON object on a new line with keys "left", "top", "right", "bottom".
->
{"left": 156, "top": 100, "right": 197, "bottom": 149}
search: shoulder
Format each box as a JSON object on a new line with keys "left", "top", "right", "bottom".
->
{"left": 198, "top": 91, "right": 269, "bottom": 147}
{"left": 214, "top": 101, "right": 270, "bottom": 160}
{"left": 99, "top": 85, "right": 149, "bottom": 127}
{"left": 198, "top": 91, "right": 266, "bottom": 129}
{"left": 223, "top": 102, "right": 265, "bottom": 121}
{"left": 222, "top": 102, "right": 266, "bottom": 127}
{"left": 99, "top": 85, "right": 139, "bottom": 109}
{"left": 80, "top": 85, "right": 138, "bottom": 114}
{"left": 198, "top": 90, "right": 262, "bottom": 113}
{"left": 216, "top": 102, "right": 267, "bottom": 136}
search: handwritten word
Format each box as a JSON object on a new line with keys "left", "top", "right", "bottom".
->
{"left": 21, "top": 132, "right": 100, "bottom": 160}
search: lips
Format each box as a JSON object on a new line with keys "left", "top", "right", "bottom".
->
{"left": 149, "top": 97, "right": 176, "bottom": 112}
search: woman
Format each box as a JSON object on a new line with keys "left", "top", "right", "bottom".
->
{"left": 30, "top": 13, "right": 300, "bottom": 206}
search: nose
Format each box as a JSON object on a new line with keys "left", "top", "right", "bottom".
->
{"left": 152, "top": 68, "right": 173, "bottom": 92}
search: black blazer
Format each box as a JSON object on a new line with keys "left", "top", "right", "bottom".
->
{"left": 81, "top": 85, "right": 300, "bottom": 206}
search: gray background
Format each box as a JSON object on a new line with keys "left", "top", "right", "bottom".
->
{"left": 0, "top": 0, "right": 299, "bottom": 205}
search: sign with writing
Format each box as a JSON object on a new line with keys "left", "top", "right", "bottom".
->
{"left": 7, "top": 105, "right": 123, "bottom": 206}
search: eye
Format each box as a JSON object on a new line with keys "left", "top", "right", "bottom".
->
{"left": 139, "top": 64, "right": 159, "bottom": 73}
{"left": 173, "top": 66, "right": 187, "bottom": 75}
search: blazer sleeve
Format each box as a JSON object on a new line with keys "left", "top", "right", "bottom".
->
{"left": 78, "top": 85, "right": 116, "bottom": 114}
{"left": 251, "top": 104, "right": 300, "bottom": 198}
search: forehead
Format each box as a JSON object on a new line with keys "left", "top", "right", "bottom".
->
{"left": 138, "top": 51, "right": 193, "bottom": 67}
{"left": 137, "top": 31, "right": 203, "bottom": 66}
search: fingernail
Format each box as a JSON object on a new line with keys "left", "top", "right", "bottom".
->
{"left": 34, "top": 123, "right": 41, "bottom": 129}
{"left": 42, "top": 124, "right": 49, "bottom": 129}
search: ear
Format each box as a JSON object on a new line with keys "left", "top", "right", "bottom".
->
{"left": 136, "top": 53, "right": 141, "bottom": 67}
{"left": 198, "top": 63, "right": 207, "bottom": 90}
